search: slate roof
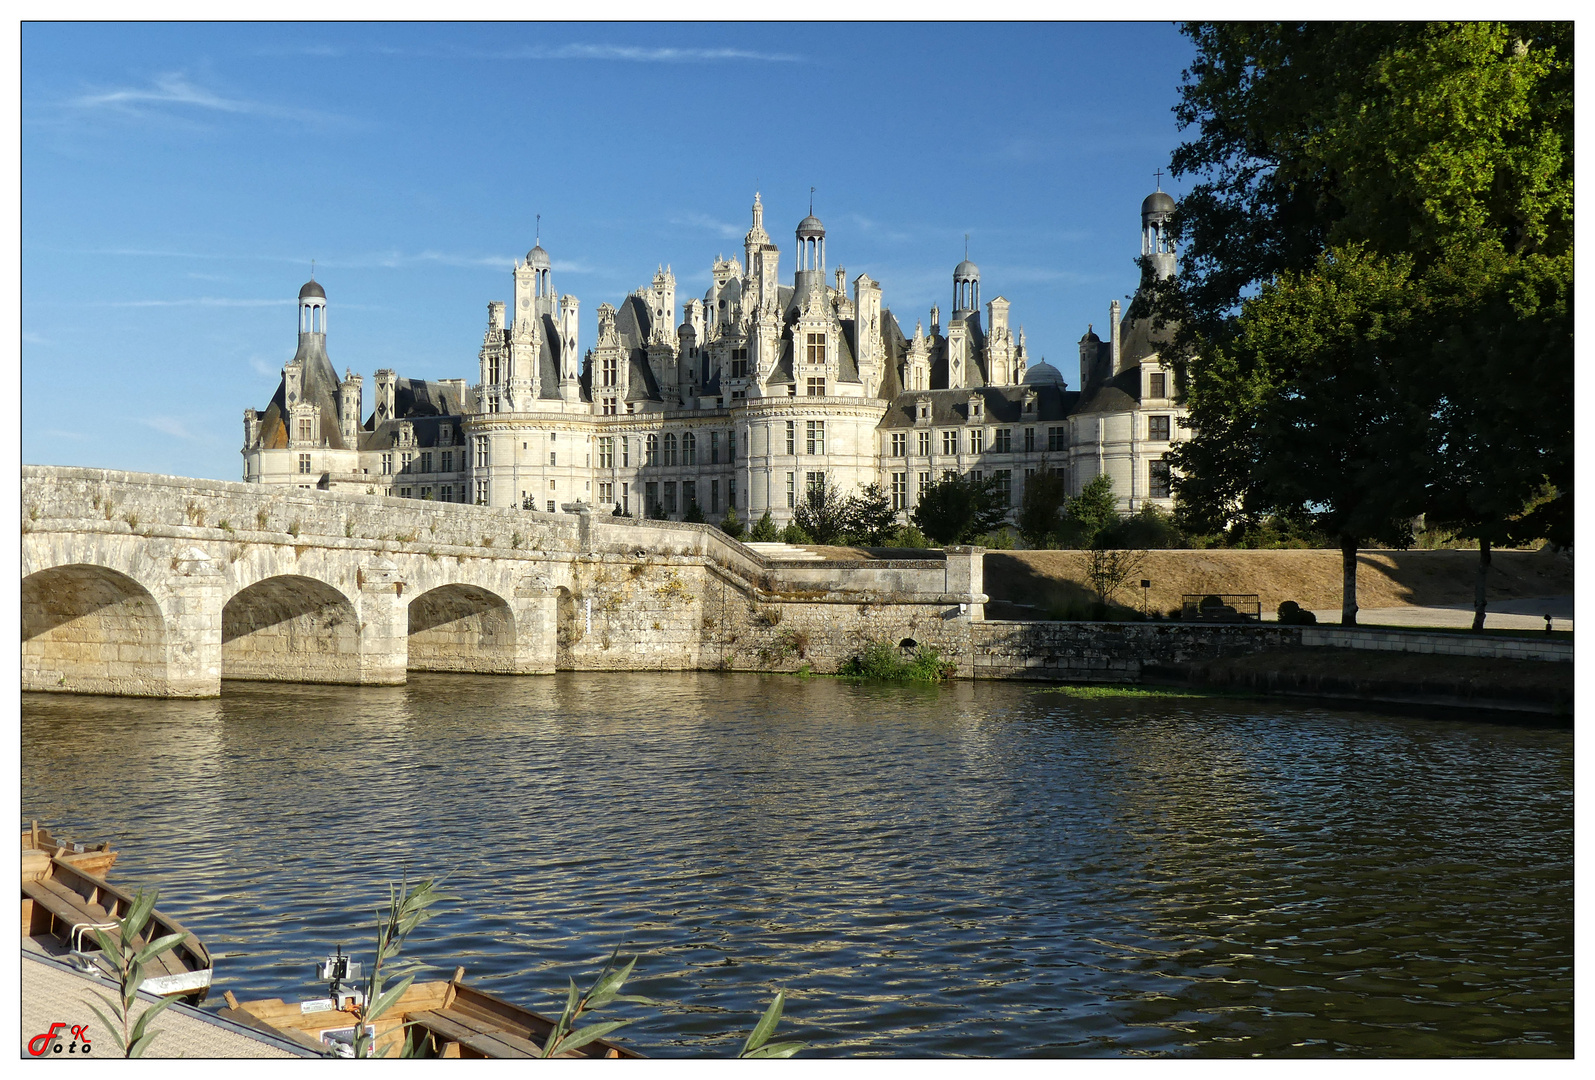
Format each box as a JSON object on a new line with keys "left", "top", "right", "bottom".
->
{"left": 254, "top": 331, "right": 349, "bottom": 451}
{"left": 876, "top": 384, "right": 1076, "bottom": 429}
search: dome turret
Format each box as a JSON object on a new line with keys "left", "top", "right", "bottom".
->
{"left": 527, "top": 243, "right": 551, "bottom": 268}
{"left": 1141, "top": 190, "right": 1176, "bottom": 220}
{"left": 298, "top": 279, "right": 325, "bottom": 300}
{"left": 796, "top": 214, "right": 825, "bottom": 240}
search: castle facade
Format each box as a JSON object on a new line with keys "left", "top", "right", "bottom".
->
{"left": 242, "top": 189, "right": 1187, "bottom": 526}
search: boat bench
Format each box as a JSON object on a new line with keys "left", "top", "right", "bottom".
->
{"left": 408, "top": 1009, "right": 549, "bottom": 1058}
{"left": 21, "top": 877, "right": 183, "bottom": 979}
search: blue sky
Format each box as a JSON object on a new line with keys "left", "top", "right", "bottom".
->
{"left": 22, "top": 21, "right": 1197, "bottom": 481}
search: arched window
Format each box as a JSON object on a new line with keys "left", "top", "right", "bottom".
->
{"left": 646, "top": 434, "right": 659, "bottom": 466}
{"left": 681, "top": 431, "right": 696, "bottom": 466}
{"left": 663, "top": 432, "right": 678, "bottom": 467}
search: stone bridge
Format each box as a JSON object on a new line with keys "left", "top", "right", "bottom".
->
{"left": 22, "top": 466, "right": 986, "bottom": 698}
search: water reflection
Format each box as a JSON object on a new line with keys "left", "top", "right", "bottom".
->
{"left": 22, "top": 674, "right": 1572, "bottom": 1058}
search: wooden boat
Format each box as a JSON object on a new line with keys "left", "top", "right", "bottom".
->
{"left": 220, "top": 967, "right": 644, "bottom": 1059}
{"left": 21, "top": 833, "right": 213, "bottom": 1003}
{"left": 22, "top": 820, "right": 118, "bottom": 878}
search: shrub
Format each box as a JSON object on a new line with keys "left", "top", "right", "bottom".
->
{"left": 837, "top": 641, "right": 955, "bottom": 681}
{"left": 974, "top": 527, "right": 1018, "bottom": 550}
{"left": 778, "top": 522, "right": 812, "bottom": 544}
{"left": 1277, "top": 600, "right": 1318, "bottom": 625}
{"left": 1018, "top": 470, "right": 1067, "bottom": 546}
{"left": 683, "top": 500, "right": 706, "bottom": 524}
{"left": 719, "top": 506, "right": 745, "bottom": 539}
{"left": 890, "top": 525, "right": 933, "bottom": 549}
{"left": 1098, "top": 504, "right": 1185, "bottom": 549}
{"left": 910, "top": 474, "right": 1009, "bottom": 545}
{"left": 749, "top": 510, "right": 779, "bottom": 542}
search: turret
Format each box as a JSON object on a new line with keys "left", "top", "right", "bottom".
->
{"left": 374, "top": 368, "right": 397, "bottom": 424}
{"left": 338, "top": 368, "right": 363, "bottom": 443}
{"left": 1142, "top": 186, "right": 1177, "bottom": 281}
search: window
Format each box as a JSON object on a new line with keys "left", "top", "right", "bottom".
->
{"left": 441, "top": 424, "right": 452, "bottom": 444}
{"left": 806, "top": 472, "right": 825, "bottom": 503}
{"left": 731, "top": 389, "right": 746, "bottom": 400}
{"left": 646, "top": 434, "right": 660, "bottom": 466}
{"left": 994, "top": 428, "right": 1011, "bottom": 453}
{"left": 488, "top": 356, "right": 501, "bottom": 383}
{"left": 381, "top": 453, "right": 393, "bottom": 475}
{"left": 603, "top": 396, "right": 617, "bottom": 416}
{"left": 621, "top": 482, "right": 630, "bottom": 515}
{"left": 918, "top": 471, "right": 932, "bottom": 497}
{"left": 806, "top": 420, "right": 825, "bottom": 455}
{"left": 970, "top": 429, "right": 984, "bottom": 454}
{"left": 549, "top": 451, "right": 557, "bottom": 466}
{"left": 548, "top": 500, "right": 556, "bottom": 513}
{"left": 994, "top": 469, "right": 1012, "bottom": 505}
{"left": 1024, "top": 427, "right": 1036, "bottom": 453}
{"left": 298, "top": 418, "right": 314, "bottom": 442}
{"left": 918, "top": 430, "right": 932, "bottom": 456}
{"left": 646, "top": 481, "right": 658, "bottom": 515}
{"left": 806, "top": 333, "right": 825, "bottom": 364}
{"left": 550, "top": 479, "right": 556, "bottom": 490}
{"left": 728, "top": 431, "right": 735, "bottom": 463}
{"left": 475, "top": 479, "right": 488, "bottom": 504}
{"left": 1023, "top": 396, "right": 1035, "bottom": 414}
{"left": 401, "top": 451, "right": 414, "bottom": 473}
{"left": 475, "top": 436, "right": 490, "bottom": 468}
{"left": 1048, "top": 427, "right": 1066, "bottom": 451}
{"left": 711, "top": 431, "right": 721, "bottom": 464}
{"left": 1150, "top": 371, "right": 1167, "bottom": 398}
{"left": 664, "top": 481, "right": 678, "bottom": 515}
{"left": 420, "top": 451, "right": 433, "bottom": 473}
{"left": 806, "top": 377, "right": 825, "bottom": 397}
{"left": 421, "top": 486, "right": 433, "bottom": 500}
{"left": 1148, "top": 415, "right": 1171, "bottom": 441}
{"left": 786, "top": 472, "right": 796, "bottom": 509}
{"left": 626, "top": 402, "right": 635, "bottom": 414}
{"left": 401, "top": 487, "right": 412, "bottom": 498}
{"left": 972, "top": 469, "right": 983, "bottom": 482}
{"left": 442, "top": 485, "right": 453, "bottom": 501}
{"left": 730, "top": 347, "right": 749, "bottom": 379}
{"left": 683, "top": 480, "right": 697, "bottom": 512}
{"left": 663, "top": 432, "right": 678, "bottom": 466}
{"left": 298, "top": 453, "right": 312, "bottom": 474}
{"left": 785, "top": 421, "right": 796, "bottom": 455}
{"left": 441, "top": 450, "right": 454, "bottom": 472}
{"left": 891, "top": 432, "right": 906, "bottom": 457}
{"left": 942, "top": 430, "right": 958, "bottom": 455}
{"left": 599, "top": 481, "right": 614, "bottom": 505}
{"left": 599, "top": 437, "right": 615, "bottom": 469}
{"left": 602, "top": 354, "right": 618, "bottom": 386}
{"left": 622, "top": 437, "right": 631, "bottom": 467}
{"left": 787, "top": 383, "right": 797, "bottom": 397}
{"left": 682, "top": 431, "right": 697, "bottom": 465}
{"left": 729, "top": 477, "right": 737, "bottom": 509}
{"left": 891, "top": 472, "right": 907, "bottom": 510}
{"left": 711, "top": 478, "right": 721, "bottom": 514}
{"left": 1150, "top": 460, "right": 1172, "bottom": 499}
{"left": 487, "top": 393, "right": 500, "bottom": 413}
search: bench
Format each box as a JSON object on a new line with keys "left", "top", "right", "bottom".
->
{"left": 408, "top": 1009, "right": 546, "bottom": 1058}
{"left": 22, "top": 877, "right": 184, "bottom": 979}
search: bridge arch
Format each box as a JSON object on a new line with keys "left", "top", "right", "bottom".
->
{"left": 22, "top": 564, "right": 170, "bottom": 696}
{"left": 407, "top": 583, "right": 518, "bottom": 673}
{"left": 222, "top": 574, "right": 362, "bottom": 684}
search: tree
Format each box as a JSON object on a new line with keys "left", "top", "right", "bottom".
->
{"left": 1158, "top": 22, "right": 1572, "bottom": 624}
{"left": 1081, "top": 546, "right": 1147, "bottom": 606}
{"left": 719, "top": 506, "right": 745, "bottom": 539}
{"left": 749, "top": 510, "right": 779, "bottom": 542}
{"left": 793, "top": 473, "right": 849, "bottom": 544}
{"left": 1064, "top": 473, "right": 1121, "bottom": 546}
{"left": 909, "top": 474, "right": 1009, "bottom": 546}
{"left": 843, "top": 482, "right": 899, "bottom": 547}
{"left": 1017, "top": 470, "right": 1067, "bottom": 547}
{"left": 683, "top": 500, "right": 706, "bottom": 524}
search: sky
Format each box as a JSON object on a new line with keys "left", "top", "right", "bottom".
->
{"left": 21, "top": 21, "right": 1199, "bottom": 481}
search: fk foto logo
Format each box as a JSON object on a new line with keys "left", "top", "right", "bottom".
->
{"left": 28, "top": 1024, "right": 92, "bottom": 1057}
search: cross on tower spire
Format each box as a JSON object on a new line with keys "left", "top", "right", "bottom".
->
{"left": 1154, "top": 167, "right": 1164, "bottom": 191}
{"left": 310, "top": 259, "right": 315, "bottom": 280}
{"left": 809, "top": 186, "right": 815, "bottom": 214}
{"left": 536, "top": 214, "right": 540, "bottom": 244}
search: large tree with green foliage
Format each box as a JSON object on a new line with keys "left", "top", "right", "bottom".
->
{"left": 1157, "top": 22, "right": 1572, "bottom": 625}
{"left": 910, "top": 474, "right": 1009, "bottom": 546}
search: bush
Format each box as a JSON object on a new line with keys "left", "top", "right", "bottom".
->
{"left": 1018, "top": 470, "right": 1067, "bottom": 547}
{"left": 1099, "top": 505, "right": 1185, "bottom": 549}
{"left": 683, "top": 500, "right": 706, "bottom": 524}
{"left": 749, "top": 511, "right": 779, "bottom": 542}
{"left": 974, "top": 527, "right": 1018, "bottom": 550}
{"left": 910, "top": 474, "right": 1009, "bottom": 545}
{"left": 779, "top": 522, "right": 813, "bottom": 544}
{"left": 1277, "top": 600, "right": 1318, "bottom": 625}
{"left": 837, "top": 641, "right": 955, "bottom": 681}
{"left": 719, "top": 506, "right": 745, "bottom": 539}
{"left": 889, "top": 525, "right": 933, "bottom": 549}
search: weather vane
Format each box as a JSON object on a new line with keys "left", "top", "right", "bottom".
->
{"left": 810, "top": 186, "right": 815, "bottom": 214}
{"left": 536, "top": 213, "right": 541, "bottom": 244}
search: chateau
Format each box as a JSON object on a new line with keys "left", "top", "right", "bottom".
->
{"left": 242, "top": 189, "right": 1187, "bottom": 526}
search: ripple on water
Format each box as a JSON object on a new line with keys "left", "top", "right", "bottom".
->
{"left": 22, "top": 673, "right": 1572, "bottom": 1058}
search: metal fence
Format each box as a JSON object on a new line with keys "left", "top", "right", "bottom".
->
{"left": 1181, "top": 594, "right": 1262, "bottom": 622}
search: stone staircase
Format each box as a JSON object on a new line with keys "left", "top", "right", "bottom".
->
{"left": 743, "top": 542, "right": 826, "bottom": 563}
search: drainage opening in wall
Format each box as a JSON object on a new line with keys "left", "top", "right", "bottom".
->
{"left": 899, "top": 638, "right": 918, "bottom": 649}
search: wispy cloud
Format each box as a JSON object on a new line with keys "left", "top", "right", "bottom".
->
{"left": 41, "top": 429, "right": 87, "bottom": 440}
{"left": 22, "top": 331, "right": 50, "bottom": 346}
{"left": 107, "top": 297, "right": 292, "bottom": 308}
{"left": 57, "top": 72, "right": 345, "bottom": 126}
{"left": 668, "top": 212, "right": 743, "bottom": 240}
{"left": 141, "top": 416, "right": 199, "bottom": 440}
{"left": 248, "top": 355, "right": 282, "bottom": 378}
{"left": 254, "top": 41, "right": 806, "bottom": 64}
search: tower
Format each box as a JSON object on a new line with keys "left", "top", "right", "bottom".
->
{"left": 952, "top": 251, "right": 979, "bottom": 316}
{"left": 1142, "top": 180, "right": 1177, "bottom": 281}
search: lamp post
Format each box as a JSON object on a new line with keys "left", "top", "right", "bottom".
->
{"left": 1141, "top": 579, "right": 1151, "bottom": 617}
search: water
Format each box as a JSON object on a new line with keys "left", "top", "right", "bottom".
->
{"left": 22, "top": 674, "right": 1573, "bottom": 1057}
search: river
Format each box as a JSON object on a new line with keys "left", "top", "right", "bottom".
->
{"left": 21, "top": 673, "right": 1573, "bottom": 1057}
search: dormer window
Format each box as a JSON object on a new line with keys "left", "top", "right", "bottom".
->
{"left": 806, "top": 333, "right": 826, "bottom": 365}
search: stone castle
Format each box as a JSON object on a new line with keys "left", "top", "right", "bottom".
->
{"left": 242, "top": 188, "right": 1186, "bottom": 525}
